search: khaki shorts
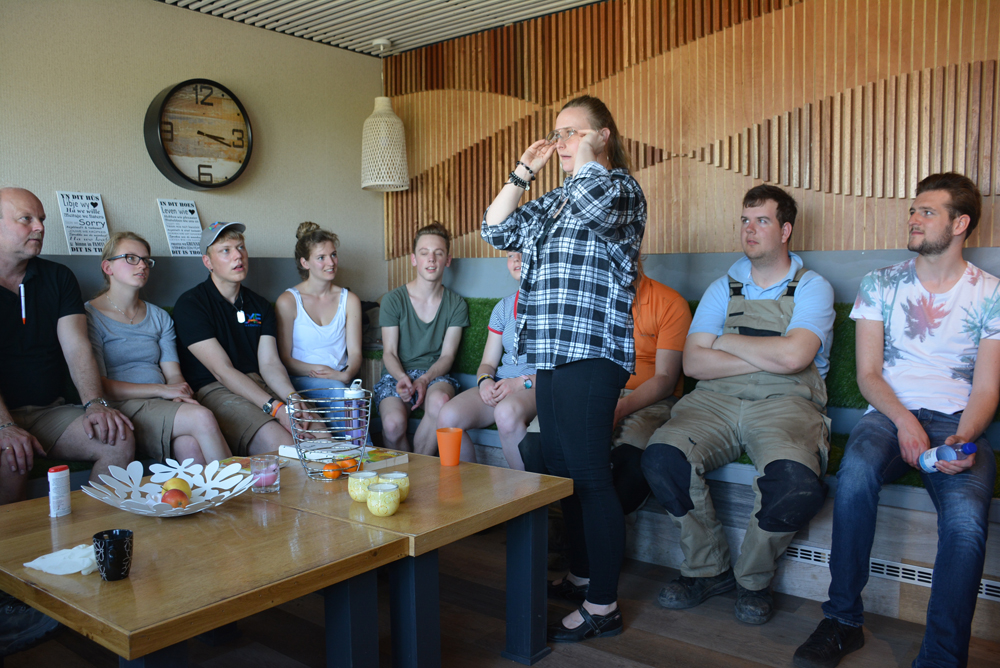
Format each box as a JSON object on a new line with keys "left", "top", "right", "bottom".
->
{"left": 196, "top": 373, "right": 277, "bottom": 456}
{"left": 613, "top": 391, "right": 677, "bottom": 450}
{"left": 110, "top": 399, "right": 183, "bottom": 462}
{"left": 648, "top": 388, "right": 830, "bottom": 477}
{"left": 9, "top": 399, "right": 85, "bottom": 454}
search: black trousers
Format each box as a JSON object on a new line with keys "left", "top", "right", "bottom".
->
{"left": 536, "top": 358, "right": 630, "bottom": 605}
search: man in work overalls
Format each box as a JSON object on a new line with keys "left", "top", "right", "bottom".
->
{"left": 641, "top": 184, "right": 836, "bottom": 625}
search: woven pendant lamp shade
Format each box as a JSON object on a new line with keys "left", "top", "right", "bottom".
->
{"left": 361, "top": 97, "right": 409, "bottom": 191}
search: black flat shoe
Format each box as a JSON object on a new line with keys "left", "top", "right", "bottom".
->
{"left": 547, "top": 578, "right": 589, "bottom": 603}
{"left": 547, "top": 606, "right": 623, "bottom": 643}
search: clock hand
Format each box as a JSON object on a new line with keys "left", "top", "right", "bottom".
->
{"left": 197, "top": 130, "right": 231, "bottom": 146}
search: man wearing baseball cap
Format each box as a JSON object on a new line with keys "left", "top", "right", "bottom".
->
{"left": 172, "top": 222, "right": 302, "bottom": 455}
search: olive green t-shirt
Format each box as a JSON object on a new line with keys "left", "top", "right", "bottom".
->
{"left": 379, "top": 285, "right": 469, "bottom": 374}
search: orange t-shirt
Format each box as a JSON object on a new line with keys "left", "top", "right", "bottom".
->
{"left": 626, "top": 275, "right": 692, "bottom": 395}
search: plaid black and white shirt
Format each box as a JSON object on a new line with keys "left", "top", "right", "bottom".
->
{"left": 481, "top": 161, "right": 647, "bottom": 372}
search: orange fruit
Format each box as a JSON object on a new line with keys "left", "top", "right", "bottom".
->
{"left": 322, "top": 463, "right": 342, "bottom": 479}
{"left": 337, "top": 458, "right": 358, "bottom": 472}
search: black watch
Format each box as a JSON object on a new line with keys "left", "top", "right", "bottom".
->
{"left": 262, "top": 398, "right": 278, "bottom": 415}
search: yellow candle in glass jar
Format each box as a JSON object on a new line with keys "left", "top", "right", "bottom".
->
{"left": 348, "top": 471, "right": 378, "bottom": 502}
{"left": 378, "top": 472, "right": 409, "bottom": 501}
{"left": 366, "top": 483, "right": 400, "bottom": 517}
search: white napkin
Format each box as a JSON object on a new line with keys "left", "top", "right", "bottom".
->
{"left": 24, "top": 544, "right": 98, "bottom": 575}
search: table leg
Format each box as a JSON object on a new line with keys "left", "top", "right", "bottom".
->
{"left": 195, "top": 621, "right": 240, "bottom": 646}
{"left": 502, "top": 506, "right": 551, "bottom": 665}
{"left": 388, "top": 551, "right": 441, "bottom": 668}
{"left": 119, "top": 642, "right": 187, "bottom": 667}
{"left": 323, "top": 570, "right": 379, "bottom": 668}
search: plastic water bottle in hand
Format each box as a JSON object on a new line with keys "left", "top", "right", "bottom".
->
{"left": 919, "top": 442, "right": 977, "bottom": 473}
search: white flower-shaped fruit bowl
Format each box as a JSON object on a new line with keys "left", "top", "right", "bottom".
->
{"left": 81, "top": 459, "right": 255, "bottom": 517}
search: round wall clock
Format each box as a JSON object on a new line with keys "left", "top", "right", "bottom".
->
{"left": 143, "top": 79, "right": 253, "bottom": 190}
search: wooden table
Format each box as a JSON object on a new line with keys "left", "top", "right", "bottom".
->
{"left": 269, "top": 453, "right": 574, "bottom": 667}
{"left": 0, "top": 488, "right": 409, "bottom": 667}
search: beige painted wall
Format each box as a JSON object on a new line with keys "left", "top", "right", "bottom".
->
{"left": 0, "top": 0, "right": 388, "bottom": 300}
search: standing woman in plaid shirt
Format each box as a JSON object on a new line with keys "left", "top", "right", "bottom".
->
{"left": 482, "top": 96, "right": 646, "bottom": 642}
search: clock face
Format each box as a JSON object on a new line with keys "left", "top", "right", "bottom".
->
{"left": 144, "top": 80, "right": 252, "bottom": 190}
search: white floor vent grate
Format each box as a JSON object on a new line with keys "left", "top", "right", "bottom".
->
{"left": 783, "top": 544, "right": 1000, "bottom": 603}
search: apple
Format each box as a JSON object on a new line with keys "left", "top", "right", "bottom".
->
{"left": 162, "top": 477, "right": 192, "bottom": 498}
{"left": 161, "top": 488, "right": 190, "bottom": 508}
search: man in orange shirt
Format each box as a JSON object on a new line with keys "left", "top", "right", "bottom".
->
{"left": 546, "top": 265, "right": 691, "bottom": 604}
{"left": 610, "top": 267, "right": 691, "bottom": 514}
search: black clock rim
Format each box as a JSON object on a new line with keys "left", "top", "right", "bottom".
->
{"left": 143, "top": 78, "right": 253, "bottom": 191}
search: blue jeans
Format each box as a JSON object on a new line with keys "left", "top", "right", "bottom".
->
{"left": 823, "top": 409, "right": 995, "bottom": 668}
{"left": 290, "top": 377, "right": 373, "bottom": 446}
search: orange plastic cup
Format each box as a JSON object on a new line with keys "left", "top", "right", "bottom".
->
{"left": 436, "top": 427, "right": 462, "bottom": 466}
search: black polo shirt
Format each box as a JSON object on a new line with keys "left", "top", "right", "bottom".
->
{"left": 0, "top": 258, "right": 85, "bottom": 409}
{"left": 173, "top": 277, "right": 278, "bottom": 392}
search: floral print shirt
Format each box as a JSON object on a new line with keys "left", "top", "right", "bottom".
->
{"left": 851, "top": 258, "right": 1000, "bottom": 414}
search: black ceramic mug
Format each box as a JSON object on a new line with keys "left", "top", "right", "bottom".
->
{"left": 93, "top": 529, "right": 133, "bottom": 581}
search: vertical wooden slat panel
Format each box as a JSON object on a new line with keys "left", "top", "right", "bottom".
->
{"left": 833, "top": 92, "right": 843, "bottom": 195}
{"left": 853, "top": 84, "right": 863, "bottom": 196}
{"left": 979, "top": 60, "right": 994, "bottom": 196}
{"left": 864, "top": 81, "right": 874, "bottom": 198}
{"left": 792, "top": 107, "right": 801, "bottom": 188}
{"left": 782, "top": 110, "right": 792, "bottom": 186}
{"left": 805, "top": 102, "right": 815, "bottom": 190}
{"left": 754, "top": 122, "right": 763, "bottom": 180}
{"left": 821, "top": 97, "right": 832, "bottom": 193}
{"left": 383, "top": 0, "right": 1000, "bottom": 265}
{"left": 907, "top": 68, "right": 920, "bottom": 197}
{"left": 955, "top": 62, "right": 969, "bottom": 181}
{"left": 968, "top": 60, "right": 982, "bottom": 184}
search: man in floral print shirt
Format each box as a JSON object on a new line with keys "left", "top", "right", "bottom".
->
{"left": 794, "top": 172, "right": 1000, "bottom": 668}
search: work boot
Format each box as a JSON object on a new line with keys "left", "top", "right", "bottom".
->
{"left": 734, "top": 583, "right": 774, "bottom": 624}
{"left": 656, "top": 567, "right": 735, "bottom": 609}
{"left": 0, "top": 592, "right": 60, "bottom": 657}
{"left": 793, "top": 618, "right": 865, "bottom": 668}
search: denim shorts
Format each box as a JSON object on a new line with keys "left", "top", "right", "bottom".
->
{"left": 373, "top": 370, "right": 460, "bottom": 407}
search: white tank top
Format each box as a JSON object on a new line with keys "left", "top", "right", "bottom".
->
{"left": 286, "top": 287, "right": 349, "bottom": 370}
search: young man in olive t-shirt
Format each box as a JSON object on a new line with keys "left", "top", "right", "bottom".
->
{"left": 376, "top": 223, "right": 469, "bottom": 454}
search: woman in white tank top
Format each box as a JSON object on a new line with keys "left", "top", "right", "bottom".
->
{"left": 276, "top": 223, "right": 363, "bottom": 399}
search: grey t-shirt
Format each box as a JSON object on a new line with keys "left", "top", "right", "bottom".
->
{"left": 85, "top": 302, "right": 179, "bottom": 385}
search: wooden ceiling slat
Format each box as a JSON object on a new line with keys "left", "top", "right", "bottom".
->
{"left": 157, "top": 0, "right": 598, "bottom": 56}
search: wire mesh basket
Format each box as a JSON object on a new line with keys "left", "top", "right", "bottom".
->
{"left": 287, "top": 379, "right": 372, "bottom": 481}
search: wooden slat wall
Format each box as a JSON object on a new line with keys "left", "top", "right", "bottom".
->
{"left": 382, "top": 0, "right": 1000, "bottom": 285}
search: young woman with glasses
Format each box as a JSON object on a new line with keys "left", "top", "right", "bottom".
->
{"left": 482, "top": 96, "right": 647, "bottom": 642}
{"left": 85, "top": 232, "right": 231, "bottom": 464}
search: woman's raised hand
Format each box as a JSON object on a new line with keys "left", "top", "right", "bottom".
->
{"left": 520, "top": 139, "right": 558, "bottom": 175}
{"left": 573, "top": 129, "right": 607, "bottom": 173}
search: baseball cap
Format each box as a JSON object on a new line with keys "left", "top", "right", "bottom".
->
{"left": 200, "top": 221, "right": 246, "bottom": 255}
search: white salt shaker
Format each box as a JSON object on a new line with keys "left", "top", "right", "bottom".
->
{"left": 48, "top": 465, "right": 71, "bottom": 518}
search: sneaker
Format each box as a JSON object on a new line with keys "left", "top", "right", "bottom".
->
{"left": 734, "top": 583, "right": 773, "bottom": 624}
{"left": 656, "top": 567, "right": 736, "bottom": 609}
{"left": 793, "top": 618, "right": 865, "bottom": 668}
{"left": 0, "top": 592, "right": 60, "bottom": 657}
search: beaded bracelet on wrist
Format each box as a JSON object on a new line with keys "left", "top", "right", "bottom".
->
{"left": 508, "top": 171, "right": 530, "bottom": 191}
{"left": 516, "top": 161, "right": 536, "bottom": 180}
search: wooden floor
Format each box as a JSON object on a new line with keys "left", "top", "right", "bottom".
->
{"left": 8, "top": 524, "right": 1000, "bottom": 668}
